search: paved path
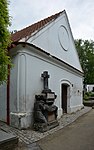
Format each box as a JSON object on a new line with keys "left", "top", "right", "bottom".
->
{"left": 0, "top": 107, "right": 92, "bottom": 149}
{"left": 38, "top": 109, "right": 94, "bottom": 150}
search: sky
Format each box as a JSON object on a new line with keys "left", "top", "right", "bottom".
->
{"left": 9, "top": 0, "right": 94, "bottom": 40}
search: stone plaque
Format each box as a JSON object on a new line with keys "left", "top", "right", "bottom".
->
{"left": 48, "top": 112, "right": 55, "bottom": 122}
{"left": 47, "top": 93, "right": 55, "bottom": 99}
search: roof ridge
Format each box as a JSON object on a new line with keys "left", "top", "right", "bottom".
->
{"left": 11, "top": 10, "right": 65, "bottom": 42}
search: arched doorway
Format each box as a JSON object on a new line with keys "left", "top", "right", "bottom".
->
{"left": 61, "top": 80, "right": 71, "bottom": 114}
{"left": 61, "top": 84, "right": 68, "bottom": 113}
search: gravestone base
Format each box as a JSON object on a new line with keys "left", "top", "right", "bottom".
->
{"left": 34, "top": 120, "right": 59, "bottom": 132}
{"left": 47, "top": 120, "right": 59, "bottom": 130}
{"left": 33, "top": 123, "right": 48, "bottom": 132}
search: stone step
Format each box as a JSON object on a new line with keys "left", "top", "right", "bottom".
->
{"left": 0, "top": 130, "right": 18, "bottom": 150}
{"left": 89, "top": 97, "right": 94, "bottom": 100}
{"left": 83, "top": 101, "right": 94, "bottom": 107}
{"left": 47, "top": 120, "right": 59, "bottom": 130}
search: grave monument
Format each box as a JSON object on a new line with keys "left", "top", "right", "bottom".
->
{"left": 34, "top": 71, "right": 59, "bottom": 132}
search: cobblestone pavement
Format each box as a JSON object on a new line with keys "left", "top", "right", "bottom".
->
{"left": 0, "top": 106, "right": 92, "bottom": 149}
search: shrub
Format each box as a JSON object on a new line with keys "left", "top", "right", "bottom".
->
{"left": 83, "top": 92, "right": 92, "bottom": 101}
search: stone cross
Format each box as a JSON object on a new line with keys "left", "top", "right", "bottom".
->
{"left": 41, "top": 71, "right": 50, "bottom": 90}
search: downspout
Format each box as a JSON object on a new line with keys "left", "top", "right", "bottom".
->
{"left": 7, "top": 65, "right": 10, "bottom": 125}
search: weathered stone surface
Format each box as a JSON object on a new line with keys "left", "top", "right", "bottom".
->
{"left": 34, "top": 71, "right": 58, "bottom": 132}
{"left": 0, "top": 130, "right": 18, "bottom": 150}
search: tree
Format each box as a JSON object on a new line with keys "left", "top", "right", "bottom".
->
{"left": 0, "top": 0, "right": 11, "bottom": 85}
{"left": 75, "top": 39, "right": 94, "bottom": 84}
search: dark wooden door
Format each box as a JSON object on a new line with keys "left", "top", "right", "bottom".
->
{"left": 61, "top": 84, "right": 67, "bottom": 113}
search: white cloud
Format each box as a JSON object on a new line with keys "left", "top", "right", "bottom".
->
{"left": 9, "top": 0, "right": 94, "bottom": 40}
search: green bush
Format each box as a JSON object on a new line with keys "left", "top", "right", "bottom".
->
{"left": 83, "top": 92, "right": 92, "bottom": 101}
{"left": 91, "top": 92, "right": 94, "bottom": 97}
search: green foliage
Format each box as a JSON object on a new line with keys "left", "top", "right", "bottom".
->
{"left": 90, "top": 92, "right": 94, "bottom": 97}
{"left": 83, "top": 92, "right": 92, "bottom": 101}
{"left": 75, "top": 39, "right": 94, "bottom": 84}
{"left": 0, "top": 0, "right": 11, "bottom": 84}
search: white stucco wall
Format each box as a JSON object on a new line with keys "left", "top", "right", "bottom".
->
{"left": 9, "top": 45, "right": 83, "bottom": 128}
{"left": 10, "top": 55, "right": 18, "bottom": 113}
{"left": 0, "top": 83, "right": 7, "bottom": 122}
{"left": 28, "top": 11, "right": 82, "bottom": 73}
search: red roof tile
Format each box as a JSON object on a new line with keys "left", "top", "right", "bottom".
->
{"left": 11, "top": 10, "right": 65, "bottom": 42}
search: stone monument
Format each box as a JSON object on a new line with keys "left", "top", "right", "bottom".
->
{"left": 34, "top": 71, "right": 59, "bottom": 132}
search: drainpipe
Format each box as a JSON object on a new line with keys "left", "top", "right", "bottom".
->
{"left": 7, "top": 65, "right": 10, "bottom": 125}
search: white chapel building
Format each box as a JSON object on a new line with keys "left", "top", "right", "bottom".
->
{"left": 0, "top": 10, "right": 84, "bottom": 129}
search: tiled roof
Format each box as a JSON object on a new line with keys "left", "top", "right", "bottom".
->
{"left": 11, "top": 10, "right": 65, "bottom": 42}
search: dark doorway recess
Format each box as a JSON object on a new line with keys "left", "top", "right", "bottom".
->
{"left": 61, "top": 84, "right": 68, "bottom": 113}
